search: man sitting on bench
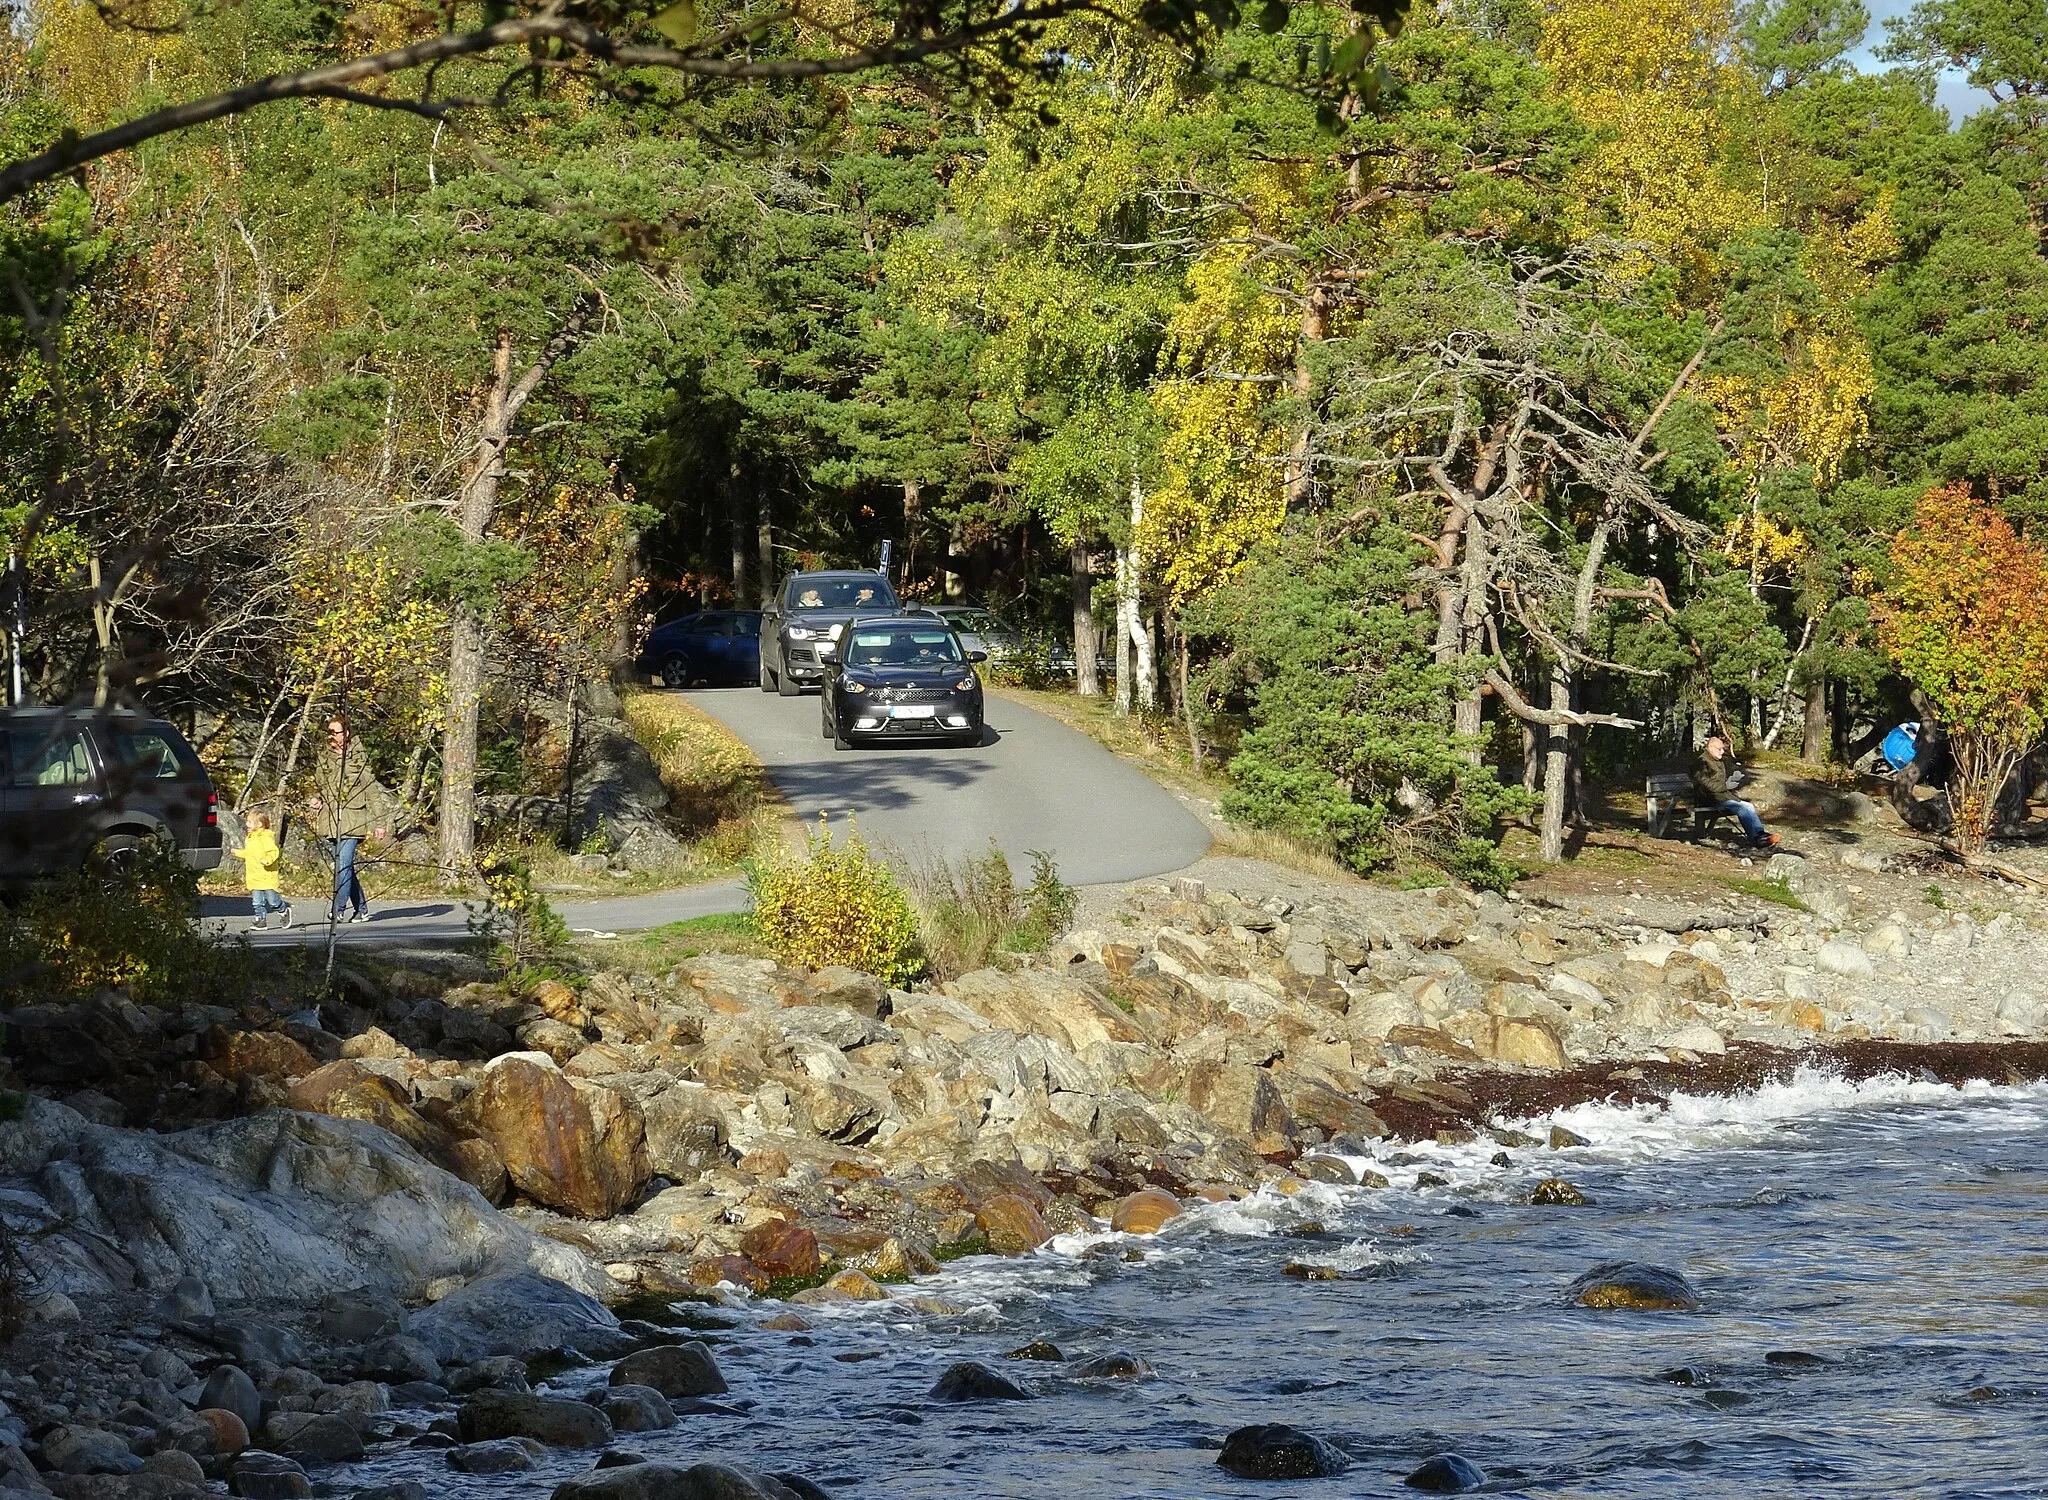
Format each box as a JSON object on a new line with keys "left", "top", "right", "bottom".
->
{"left": 1692, "top": 734, "right": 1780, "bottom": 850}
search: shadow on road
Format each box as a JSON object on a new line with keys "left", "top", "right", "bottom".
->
{"left": 767, "top": 751, "right": 1003, "bottom": 813}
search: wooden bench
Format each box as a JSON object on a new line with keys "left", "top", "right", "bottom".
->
{"left": 1643, "top": 773, "right": 1736, "bottom": 839}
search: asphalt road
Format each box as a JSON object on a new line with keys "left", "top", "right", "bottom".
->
{"left": 680, "top": 682, "right": 1212, "bottom": 887}
{"left": 199, "top": 681, "right": 1208, "bottom": 947}
{"left": 200, "top": 877, "right": 749, "bottom": 949}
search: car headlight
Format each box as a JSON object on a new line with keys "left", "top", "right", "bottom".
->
{"left": 787, "top": 626, "right": 814, "bottom": 640}
{"left": 843, "top": 679, "right": 868, "bottom": 695}
{"left": 954, "top": 676, "right": 977, "bottom": 692}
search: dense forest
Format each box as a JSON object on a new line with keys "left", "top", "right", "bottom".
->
{"left": 0, "top": 0, "right": 2044, "bottom": 880}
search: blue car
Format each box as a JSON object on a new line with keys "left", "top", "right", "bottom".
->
{"left": 637, "top": 611, "right": 763, "bottom": 687}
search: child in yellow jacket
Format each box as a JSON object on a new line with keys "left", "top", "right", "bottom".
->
{"left": 230, "top": 811, "right": 290, "bottom": 929}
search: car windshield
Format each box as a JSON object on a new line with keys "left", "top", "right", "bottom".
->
{"left": 947, "top": 610, "right": 1009, "bottom": 633}
{"left": 788, "top": 577, "right": 898, "bottom": 611}
{"left": 844, "top": 628, "right": 964, "bottom": 669}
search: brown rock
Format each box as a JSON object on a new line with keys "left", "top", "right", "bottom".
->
{"left": 340, "top": 1026, "right": 410, "bottom": 1061}
{"left": 195, "top": 1407, "right": 249, "bottom": 1454}
{"left": 209, "top": 1029, "right": 319, "bottom": 1085}
{"left": 688, "top": 1255, "right": 768, "bottom": 1295}
{"left": 446, "top": 1137, "right": 510, "bottom": 1201}
{"left": 800, "top": 966, "right": 887, "bottom": 1017}
{"left": 1385, "top": 1025, "right": 1483, "bottom": 1062}
{"left": 739, "top": 1219, "right": 822, "bottom": 1280}
{"left": 821, "top": 1269, "right": 888, "bottom": 1301}
{"left": 1483, "top": 1015, "right": 1567, "bottom": 1071}
{"left": 288, "top": 1061, "right": 449, "bottom": 1154}
{"left": 517, "top": 1018, "right": 587, "bottom": 1066}
{"left": 1101, "top": 942, "right": 1147, "bottom": 978}
{"left": 862, "top": 1236, "right": 941, "bottom": 1279}
{"left": 528, "top": 979, "right": 586, "bottom": 1024}
{"left": 1181, "top": 1061, "right": 1296, "bottom": 1153}
{"left": 1271, "top": 1071, "right": 1388, "bottom": 1138}
{"left": 737, "top": 1147, "right": 793, "bottom": 1179}
{"left": 1109, "top": 1188, "right": 1182, "bottom": 1235}
{"left": 975, "top": 1194, "right": 1052, "bottom": 1255}
{"left": 460, "top": 1055, "right": 648, "bottom": 1219}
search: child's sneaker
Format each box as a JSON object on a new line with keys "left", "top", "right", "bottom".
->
{"left": 252, "top": 914, "right": 268, "bottom": 930}
{"left": 276, "top": 907, "right": 291, "bottom": 931}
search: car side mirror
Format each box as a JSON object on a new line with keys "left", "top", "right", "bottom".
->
{"left": 967, "top": 649, "right": 988, "bottom": 663}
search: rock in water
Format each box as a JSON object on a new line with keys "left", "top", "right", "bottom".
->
{"left": 411, "top": 1271, "right": 631, "bottom": 1362}
{"left": 1529, "top": 1178, "right": 1588, "bottom": 1206}
{"left": 448, "top": 1438, "right": 546, "bottom": 1473}
{"left": 458, "top": 1391, "right": 615, "bottom": 1448}
{"left": 1215, "top": 1424, "right": 1351, "bottom": 1479}
{"left": 610, "top": 1342, "right": 727, "bottom": 1398}
{"left": 1404, "top": 1453, "right": 1486, "bottom": 1492}
{"left": 1004, "top": 1342, "right": 1063, "bottom": 1362}
{"left": 929, "top": 1361, "right": 1034, "bottom": 1402}
{"left": 1109, "top": 1189, "right": 1182, "bottom": 1235}
{"left": 551, "top": 1461, "right": 819, "bottom": 1498}
{"left": 1566, "top": 1261, "right": 1703, "bottom": 1311}
{"left": 602, "top": 1385, "right": 678, "bottom": 1432}
{"left": 1066, "top": 1351, "right": 1154, "bottom": 1380}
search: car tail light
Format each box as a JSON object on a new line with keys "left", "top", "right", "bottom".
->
{"left": 206, "top": 791, "right": 218, "bottom": 827}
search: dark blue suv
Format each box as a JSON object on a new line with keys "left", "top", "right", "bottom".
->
{"left": 636, "top": 611, "right": 763, "bottom": 688}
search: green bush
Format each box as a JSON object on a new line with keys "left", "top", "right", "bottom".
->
{"left": 1186, "top": 522, "right": 1530, "bottom": 888}
{"left": 911, "top": 844, "right": 1078, "bottom": 979}
{"left": 750, "top": 819, "right": 920, "bottom": 986}
{"left": 472, "top": 850, "right": 572, "bottom": 969}
{"left": 0, "top": 841, "right": 253, "bottom": 1005}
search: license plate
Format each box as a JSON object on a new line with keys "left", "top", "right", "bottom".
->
{"left": 889, "top": 704, "right": 936, "bottom": 718}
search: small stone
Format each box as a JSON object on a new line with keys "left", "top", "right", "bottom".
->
{"left": 1816, "top": 939, "right": 1875, "bottom": 979}
{"left": 760, "top": 1314, "right": 813, "bottom": 1333}
{"left": 820, "top": 1269, "right": 888, "bottom": 1301}
{"left": 1655, "top": 1366, "right": 1711, "bottom": 1386}
{"left": 42, "top": 1425, "right": 142, "bottom": 1476}
{"left": 1404, "top": 1453, "right": 1487, "bottom": 1492}
{"left": 142, "top": 1450, "right": 207, "bottom": 1485}
{"left": 152, "top": 1273, "right": 215, "bottom": 1323}
{"left": 738, "top": 1220, "right": 820, "bottom": 1280}
{"left": 930, "top": 1361, "right": 1034, "bottom": 1402}
{"left": 447, "top": 1437, "right": 545, "bottom": 1473}
{"left": 1567, "top": 1261, "right": 1702, "bottom": 1311}
{"left": 358, "top": 1334, "right": 442, "bottom": 1385}
{"left": 229, "top": 1452, "right": 310, "bottom": 1500}
{"left": 1066, "top": 1352, "right": 1154, "bottom": 1380}
{"left": 1549, "top": 1125, "right": 1589, "bottom": 1149}
{"left": 610, "top": 1342, "right": 727, "bottom": 1399}
{"left": 1004, "top": 1342, "right": 1063, "bottom": 1362}
{"left": 1529, "top": 1178, "right": 1589, "bottom": 1207}
{"left": 1216, "top": 1423, "right": 1350, "bottom": 1479}
{"left": 1109, "top": 1188, "right": 1182, "bottom": 1235}
{"left": 1764, "top": 1349, "right": 1829, "bottom": 1367}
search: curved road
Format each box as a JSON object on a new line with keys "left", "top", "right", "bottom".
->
{"left": 682, "top": 683, "right": 1212, "bottom": 887}
{"left": 204, "top": 683, "right": 1208, "bottom": 946}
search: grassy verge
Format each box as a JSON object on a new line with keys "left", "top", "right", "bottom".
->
{"left": 574, "top": 911, "right": 768, "bottom": 973}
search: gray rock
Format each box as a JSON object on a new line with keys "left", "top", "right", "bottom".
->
{"left": 186, "top": 1318, "right": 307, "bottom": 1368}
{"left": 310, "top": 1381, "right": 389, "bottom": 1417}
{"left": 608, "top": 1343, "right": 726, "bottom": 1399}
{"left": 318, "top": 1290, "right": 405, "bottom": 1343}
{"left": 356, "top": 1336, "right": 441, "bottom": 1385}
{"left": 140, "top": 1449, "right": 207, "bottom": 1486}
{"left": 803, "top": 968, "right": 887, "bottom": 1019}
{"left": 139, "top": 1351, "right": 195, "bottom": 1389}
{"left": 928, "top": 1361, "right": 1033, "bottom": 1402}
{"left": 228, "top": 1452, "right": 309, "bottom": 1499}
{"left": 350, "top": 1486, "right": 428, "bottom": 1500}
{"left": 1995, "top": 990, "right": 2041, "bottom": 1035}
{"left": 600, "top": 1386, "right": 676, "bottom": 1433}
{"left": 1065, "top": 1352, "right": 1154, "bottom": 1380}
{"left": 1405, "top": 1453, "right": 1486, "bottom": 1492}
{"left": 151, "top": 1274, "right": 214, "bottom": 1322}
{"left": 447, "top": 1437, "right": 545, "bottom": 1473}
{"left": 262, "top": 1412, "right": 366, "bottom": 1463}
{"left": 412, "top": 1272, "right": 628, "bottom": 1363}
{"left": 446, "top": 1356, "right": 529, "bottom": 1394}
{"left": 456, "top": 1391, "right": 613, "bottom": 1448}
{"left": 551, "top": 1463, "right": 812, "bottom": 1500}
{"left": 1815, "top": 940, "right": 1874, "bottom": 979}
{"left": 1216, "top": 1424, "right": 1350, "bottom": 1479}
{"left": 0, "top": 1446, "right": 44, "bottom": 1495}
{"left": 41, "top": 1426, "right": 142, "bottom": 1476}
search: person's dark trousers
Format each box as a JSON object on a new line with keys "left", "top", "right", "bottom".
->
{"left": 1711, "top": 799, "right": 1766, "bottom": 841}
{"left": 332, "top": 837, "right": 367, "bottom": 918}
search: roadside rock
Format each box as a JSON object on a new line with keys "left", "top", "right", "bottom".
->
{"left": 462, "top": 1055, "right": 649, "bottom": 1219}
{"left": 1216, "top": 1423, "right": 1350, "bottom": 1479}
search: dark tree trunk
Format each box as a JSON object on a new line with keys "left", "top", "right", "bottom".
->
{"left": 1802, "top": 674, "right": 1829, "bottom": 762}
{"left": 1071, "top": 540, "right": 1100, "bottom": 697}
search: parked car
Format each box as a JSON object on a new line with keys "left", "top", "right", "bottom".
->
{"left": 0, "top": 707, "right": 222, "bottom": 880}
{"left": 760, "top": 570, "right": 902, "bottom": 696}
{"left": 636, "top": 610, "right": 763, "bottom": 687}
{"left": 819, "top": 617, "right": 986, "bottom": 749}
{"left": 926, "top": 604, "right": 1076, "bottom": 676}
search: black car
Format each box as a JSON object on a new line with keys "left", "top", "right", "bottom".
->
{"left": 819, "top": 617, "right": 987, "bottom": 749}
{"left": 760, "top": 570, "right": 902, "bottom": 696}
{"left": 0, "top": 708, "right": 223, "bottom": 880}
{"left": 636, "top": 610, "right": 763, "bottom": 687}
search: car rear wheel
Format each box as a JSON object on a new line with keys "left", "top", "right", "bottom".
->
{"left": 776, "top": 653, "right": 801, "bottom": 696}
{"left": 661, "top": 653, "right": 693, "bottom": 689}
{"left": 85, "top": 833, "right": 148, "bottom": 877}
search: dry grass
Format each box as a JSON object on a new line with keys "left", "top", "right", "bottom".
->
{"left": 622, "top": 691, "right": 787, "bottom": 862}
{"left": 1209, "top": 822, "right": 1358, "bottom": 883}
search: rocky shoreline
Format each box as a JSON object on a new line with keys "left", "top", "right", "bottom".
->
{"left": 1, "top": 857, "right": 2045, "bottom": 1497}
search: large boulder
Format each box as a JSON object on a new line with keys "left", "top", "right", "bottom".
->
{"left": 610, "top": 1343, "right": 727, "bottom": 1399}
{"left": 410, "top": 1271, "right": 631, "bottom": 1362}
{"left": 456, "top": 1392, "right": 614, "bottom": 1449}
{"left": 1180, "top": 1062, "right": 1295, "bottom": 1153}
{"left": 461, "top": 1055, "right": 649, "bottom": 1218}
{"left": 0, "top": 1105, "right": 607, "bottom": 1307}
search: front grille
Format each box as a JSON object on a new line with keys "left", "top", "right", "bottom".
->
{"left": 786, "top": 645, "right": 817, "bottom": 665}
{"left": 879, "top": 687, "right": 949, "bottom": 703}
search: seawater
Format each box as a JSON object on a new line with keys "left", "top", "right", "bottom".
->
{"left": 341, "top": 1067, "right": 2048, "bottom": 1498}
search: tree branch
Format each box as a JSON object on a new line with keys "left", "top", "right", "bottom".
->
{"left": 1484, "top": 666, "right": 1642, "bottom": 728}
